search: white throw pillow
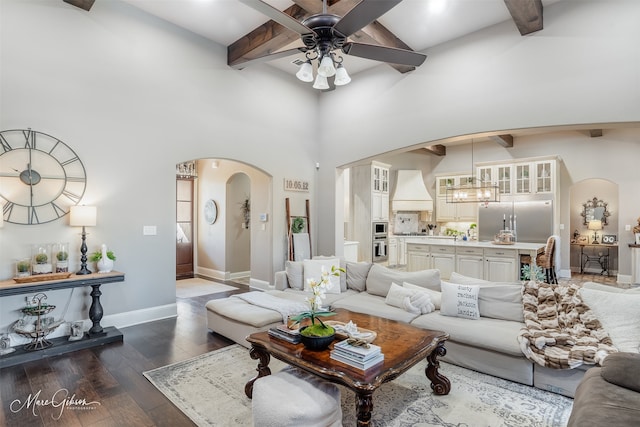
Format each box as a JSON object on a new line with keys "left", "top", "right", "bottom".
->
{"left": 403, "top": 282, "right": 442, "bottom": 310}
{"left": 385, "top": 282, "right": 434, "bottom": 315}
{"left": 303, "top": 258, "right": 341, "bottom": 294}
{"left": 440, "top": 281, "right": 480, "bottom": 320}
{"left": 579, "top": 288, "right": 640, "bottom": 353}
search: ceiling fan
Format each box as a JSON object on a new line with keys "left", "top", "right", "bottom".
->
{"left": 236, "top": 0, "right": 426, "bottom": 86}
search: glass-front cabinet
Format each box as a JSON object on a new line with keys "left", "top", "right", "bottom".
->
{"left": 476, "top": 156, "right": 558, "bottom": 198}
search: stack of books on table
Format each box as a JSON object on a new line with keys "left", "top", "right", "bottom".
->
{"left": 268, "top": 325, "right": 301, "bottom": 344}
{"left": 330, "top": 339, "right": 384, "bottom": 370}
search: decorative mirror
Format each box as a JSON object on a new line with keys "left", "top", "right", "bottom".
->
{"left": 581, "top": 197, "right": 610, "bottom": 226}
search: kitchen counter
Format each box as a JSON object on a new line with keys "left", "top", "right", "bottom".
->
{"left": 403, "top": 238, "right": 545, "bottom": 252}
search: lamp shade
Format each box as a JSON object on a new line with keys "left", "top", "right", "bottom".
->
{"left": 70, "top": 205, "right": 97, "bottom": 227}
{"left": 295, "top": 60, "right": 314, "bottom": 82}
{"left": 334, "top": 64, "right": 351, "bottom": 86}
{"left": 588, "top": 220, "right": 602, "bottom": 230}
{"left": 317, "top": 55, "right": 336, "bottom": 77}
{"left": 312, "top": 75, "right": 329, "bottom": 90}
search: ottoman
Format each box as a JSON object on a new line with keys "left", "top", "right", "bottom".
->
{"left": 252, "top": 366, "right": 343, "bottom": 427}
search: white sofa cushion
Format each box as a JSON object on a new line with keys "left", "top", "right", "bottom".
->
{"left": 331, "top": 292, "right": 421, "bottom": 323}
{"left": 440, "top": 281, "right": 480, "bottom": 320}
{"left": 345, "top": 261, "right": 372, "bottom": 291}
{"left": 312, "top": 256, "right": 347, "bottom": 292}
{"left": 579, "top": 287, "right": 640, "bottom": 353}
{"left": 411, "top": 313, "right": 525, "bottom": 356}
{"left": 449, "top": 272, "right": 524, "bottom": 322}
{"left": 365, "top": 264, "right": 441, "bottom": 297}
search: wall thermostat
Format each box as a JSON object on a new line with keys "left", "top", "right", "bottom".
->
{"left": 259, "top": 213, "right": 268, "bottom": 222}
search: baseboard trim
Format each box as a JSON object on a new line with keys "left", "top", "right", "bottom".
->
{"left": 196, "top": 267, "right": 227, "bottom": 280}
{"left": 102, "top": 303, "right": 178, "bottom": 329}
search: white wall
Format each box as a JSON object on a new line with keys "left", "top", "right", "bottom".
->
{"left": 0, "top": 0, "right": 318, "bottom": 329}
{"left": 317, "top": 0, "right": 640, "bottom": 264}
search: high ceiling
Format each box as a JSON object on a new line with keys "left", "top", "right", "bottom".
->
{"left": 68, "top": 0, "right": 562, "bottom": 78}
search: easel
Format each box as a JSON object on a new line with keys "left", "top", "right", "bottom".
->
{"left": 286, "top": 198, "right": 311, "bottom": 261}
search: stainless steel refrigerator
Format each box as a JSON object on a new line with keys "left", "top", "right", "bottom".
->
{"left": 478, "top": 199, "right": 553, "bottom": 243}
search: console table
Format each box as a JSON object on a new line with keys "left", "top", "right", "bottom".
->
{"left": 0, "top": 271, "right": 125, "bottom": 368}
{"left": 571, "top": 243, "right": 617, "bottom": 276}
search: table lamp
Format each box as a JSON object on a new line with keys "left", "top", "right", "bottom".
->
{"left": 70, "top": 205, "right": 97, "bottom": 275}
{"left": 588, "top": 220, "right": 602, "bottom": 244}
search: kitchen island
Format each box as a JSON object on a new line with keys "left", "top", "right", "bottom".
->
{"left": 403, "top": 238, "right": 544, "bottom": 282}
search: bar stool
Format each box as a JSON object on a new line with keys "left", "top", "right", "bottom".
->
{"left": 536, "top": 236, "right": 557, "bottom": 284}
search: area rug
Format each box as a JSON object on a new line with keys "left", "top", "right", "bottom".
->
{"left": 143, "top": 345, "right": 573, "bottom": 427}
{"left": 176, "top": 278, "right": 238, "bottom": 298}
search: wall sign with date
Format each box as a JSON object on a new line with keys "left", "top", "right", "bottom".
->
{"left": 284, "top": 178, "right": 309, "bottom": 192}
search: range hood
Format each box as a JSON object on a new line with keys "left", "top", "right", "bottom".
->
{"left": 391, "top": 170, "right": 434, "bottom": 212}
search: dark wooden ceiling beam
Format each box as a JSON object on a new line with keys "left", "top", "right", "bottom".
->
{"left": 229, "top": 0, "right": 417, "bottom": 73}
{"left": 63, "top": 0, "right": 95, "bottom": 11}
{"left": 228, "top": 4, "right": 311, "bottom": 69}
{"left": 422, "top": 144, "right": 447, "bottom": 156}
{"left": 590, "top": 129, "right": 603, "bottom": 138}
{"left": 489, "top": 134, "right": 514, "bottom": 147}
{"left": 503, "top": 0, "right": 543, "bottom": 36}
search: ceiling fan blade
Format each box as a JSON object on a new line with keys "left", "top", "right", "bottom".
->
{"left": 342, "top": 42, "right": 426, "bottom": 67}
{"left": 62, "top": 0, "right": 95, "bottom": 11}
{"left": 229, "top": 47, "right": 306, "bottom": 70}
{"left": 238, "top": 0, "right": 314, "bottom": 36}
{"left": 333, "top": 0, "right": 402, "bottom": 38}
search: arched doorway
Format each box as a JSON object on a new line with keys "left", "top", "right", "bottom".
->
{"left": 176, "top": 158, "right": 273, "bottom": 288}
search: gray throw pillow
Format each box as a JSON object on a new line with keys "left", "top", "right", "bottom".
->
{"left": 449, "top": 272, "right": 523, "bottom": 322}
{"left": 285, "top": 261, "right": 304, "bottom": 290}
{"left": 346, "top": 262, "right": 373, "bottom": 292}
{"left": 365, "top": 264, "right": 441, "bottom": 297}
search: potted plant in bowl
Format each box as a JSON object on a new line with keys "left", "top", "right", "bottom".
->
{"left": 290, "top": 265, "right": 344, "bottom": 350}
{"left": 89, "top": 244, "right": 116, "bottom": 273}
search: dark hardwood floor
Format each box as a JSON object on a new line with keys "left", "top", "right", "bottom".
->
{"left": 0, "top": 281, "right": 249, "bottom": 427}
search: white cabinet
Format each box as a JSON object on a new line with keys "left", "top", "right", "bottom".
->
{"left": 372, "top": 162, "right": 390, "bottom": 221}
{"left": 484, "top": 248, "right": 518, "bottom": 282}
{"left": 397, "top": 237, "right": 406, "bottom": 265}
{"left": 455, "top": 247, "right": 484, "bottom": 279}
{"left": 406, "top": 244, "right": 430, "bottom": 272}
{"left": 344, "top": 241, "right": 359, "bottom": 263}
{"left": 388, "top": 238, "right": 398, "bottom": 266}
{"left": 350, "top": 161, "right": 391, "bottom": 261}
{"left": 435, "top": 174, "right": 478, "bottom": 222}
{"left": 430, "top": 245, "right": 456, "bottom": 280}
{"left": 477, "top": 157, "right": 558, "bottom": 198}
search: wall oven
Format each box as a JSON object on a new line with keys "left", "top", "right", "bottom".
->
{"left": 373, "top": 235, "right": 388, "bottom": 262}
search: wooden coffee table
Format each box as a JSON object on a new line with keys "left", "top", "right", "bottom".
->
{"left": 245, "top": 308, "right": 450, "bottom": 427}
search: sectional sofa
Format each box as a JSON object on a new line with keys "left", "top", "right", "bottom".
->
{"left": 206, "top": 257, "right": 640, "bottom": 398}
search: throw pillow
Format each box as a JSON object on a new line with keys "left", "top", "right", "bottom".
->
{"left": 440, "top": 281, "right": 480, "bottom": 320}
{"left": 579, "top": 288, "right": 640, "bottom": 353}
{"left": 285, "top": 261, "right": 304, "bottom": 290}
{"left": 448, "top": 272, "right": 523, "bottom": 322}
{"left": 385, "top": 283, "right": 434, "bottom": 315}
{"left": 303, "top": 258, "right": 341, "bottom": 294}
{"left": 365, "top": 264, "right": 441, "bottom": 297}
{"left": 346, "top": 261, "right": 372, "bottom": 292}
{"left": 403, "top": 282, "right": 442, "bottom": 310}
{"left": 313, "top": 256, "right": 347, "bottom": 292}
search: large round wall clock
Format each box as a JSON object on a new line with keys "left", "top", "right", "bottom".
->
{"left": 0, "top": 129, "right": 87, "bottom": 225}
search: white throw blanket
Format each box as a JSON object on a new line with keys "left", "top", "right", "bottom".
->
{"left": 233, "top": 292, "right": 308, "bottom": 323}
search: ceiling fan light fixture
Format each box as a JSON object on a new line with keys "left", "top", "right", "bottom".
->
{"left": 334, "top": 63, "right": 351, "bottom": 86}
{"left": 312, "top": 74, "right": 329, "bottom": 90}
{"left": 317, "top": 55, "right": 336, "bottom": 77}
{"left": 296, "top": 60, "right": 314, "bottom": 82}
